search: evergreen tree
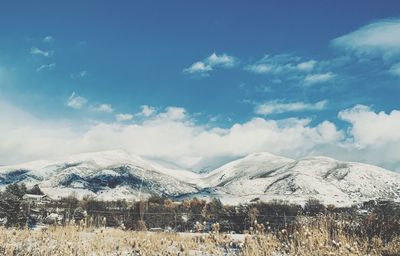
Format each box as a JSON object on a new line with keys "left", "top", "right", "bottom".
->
{"left": 304, "top": 199, "right": 326, "bottom": 216}
{"left": 0, "top": 191, "right": 26, "bottom": 227}
{"left": 27, "top": 184, "right": 44, "bottom": 195}
{"left": 5, "top": 183, "right": 27, "bottom": 199}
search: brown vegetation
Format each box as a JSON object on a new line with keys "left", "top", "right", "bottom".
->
{"left": 0, "top": 215, "right": 399, "bottom": 255}
{"left": 1, "top": 183, "right": 400, "bottom": 255}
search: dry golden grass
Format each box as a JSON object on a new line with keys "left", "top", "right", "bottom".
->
{"left": 241, "top": 227, "right": 400, "bottom": 256}
{"left": 0, "top": 225, "right": 232, "bottom": 256}
{"left": 0, "top": 218, "right": 399, "bottom": 256}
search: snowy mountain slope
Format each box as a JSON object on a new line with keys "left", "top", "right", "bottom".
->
{"left": 195, "top": 155, "right": 400, "bottom": 206}
{"left": 0, "top": 150, "right": 200, "bottom": 200}
{"left": 200, "top": 152, "right": 294, "bottom": 187}
{"left": 1, "top": 150, "right": 400, "bottom": 205}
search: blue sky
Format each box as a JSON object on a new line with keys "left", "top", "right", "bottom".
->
{"left": 1, "top": 1, "right": 400, "bottom": 171}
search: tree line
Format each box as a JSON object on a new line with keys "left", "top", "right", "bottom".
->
{"left": 0, "top": 183, "right": 399, "bottom": 243}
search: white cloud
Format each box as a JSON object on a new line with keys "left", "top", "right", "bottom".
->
{"left": 159, "top": 107, "right": 186, "bottom": 121}
{"left": 332, "top": 18, "right": 400, "bottom": 59}
{"left": 206, "top": 53, "right": 236, "bottom": 68}
{"left": 304, "top": 72, "right": 335, "bottom": 85}
{"left": 332, "top": 18, "right": 400, "bottom": 76}
{"left": 297, "top": 60, "right": 317, "bottom": 72}
{"left": 338, "top": 105, "right": 400, "bottom": 146}
{"left": 245, "top": 64, "right": 272, "bottom": 74}
{"left": 245, "top": 54, "right": 292, "bottom": 75}
{"left": 36, "top": 63, "right": 56, "bottom": 72}
{"left": 66, "top": 92, "right": 87, "bottom": 109}
{"left": 30, "top": 47, "right": 53, "bottom": 57}
{"left": 183, "top": 62, "right": 212, "bottom": 75}
{"left": 140, "top": 105, "right": 156, "bottom": 117}
{"left": 43, "top": 36, "right": 54, "bottom": 43}
{"left": 184, "top": 52, "right": 236, "bottom": 75}
{"left": 3, "top": 100, "right": 400, "bottom": 171}
{"left": 335, "top": 105, "right": 400, "bottom": 170}
{"left": 116, "top": 113, "right": 133, "bottom": 122}
{"left": 255, "top": 100, "right": 328, "bottom": 115}
{"left": 92, "top": 104, "right": 113, "bottom": 113}
{"left": 245, "top": 54, "right": 318, "bottom": 76}
{"left": 0, "top": 100, "right": 342, "bottom": 170}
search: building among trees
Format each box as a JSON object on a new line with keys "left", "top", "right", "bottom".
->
{"left": 22, "top": 194, "right": 51, "bottom": 205}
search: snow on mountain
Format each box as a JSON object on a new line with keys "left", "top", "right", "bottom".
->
{"left": 1, "top": 150, "right": 399, "bottom": 206}
{"left": 195, "top": 155, "right": 400, "bottom": 206}
{"left": 0, "top": 150, "right": 201, "bottom": 201}
{"left": 200, "top": 152, "right": 293, "bottom": 187}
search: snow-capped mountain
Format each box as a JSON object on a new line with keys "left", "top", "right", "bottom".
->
{"left": 1, "top": 150, "right": 399, "bottom": 206}
{"left": 196, "top": 154, "right": 400, "bottom": 206}
{"left": 200, "top": 152, "right": 293, "bottom": 188}
{"left": 0, "top": 150, "right": 201, "bottom": 201}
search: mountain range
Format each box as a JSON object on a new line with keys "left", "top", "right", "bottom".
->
{"left": 1, "top": 150, "right": 399, "bottom": 206}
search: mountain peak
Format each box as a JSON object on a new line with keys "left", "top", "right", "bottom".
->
{"left": 0, "top": 150, "right": 399, "bottom": 206}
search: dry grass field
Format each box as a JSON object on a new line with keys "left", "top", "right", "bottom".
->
{"left": 1, "top": 217, "right": 399, "bottom": 256}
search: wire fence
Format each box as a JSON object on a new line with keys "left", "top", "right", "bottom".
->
{"left": 83, "top": 209, "right": 297, "bottom": 217}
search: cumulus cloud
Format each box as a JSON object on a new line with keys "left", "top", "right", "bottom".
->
{"left": 0, "top": 100, "right": 342, "bottom": 170}
{"left": 336, "top": 105, "right": 400, "bottom": 170}
{"left": 332, "top": 18, "right": 400, "bottom": 59}
{"left": 36, "top": 63, "right": 56, "bottom": 72}
{"left": 139, "top": 105, "right": 156, "bottom": 117}
{"left": 91, "top": 104, "right": 113, "bottom": 113}
{"left": 0, "top": 100, "right": 80, "bottom": 165}
{"left": 30, "top": 47, "right": 53, "bottom": 57}
{"left": 206, "top": 53, "right": 236, "bottom": 68}
{"left": 116, "top": 113, "right": 133, "bottom": 122}
{"left": 2, "top": 100, "right": 400, "bottom": 171}
{"left": 338, "top": 105, "right": 400, "bottom": 146}
{"left": 66, "top": 92, "right": 87, "bottom": 109}
{"left": 304, "top": 72, "right": 335, "bottom": 85}
{"left": 158, "top": 107, "right": 186, "bottom": 121}
{"left": 255, "top": 100, "right": 328, "bottom": 115}
{"left": 183, "top": 62, "right": 212, "bottom": 75}
{"left": 184, "top": 52, "right": 237, "bottom": 76}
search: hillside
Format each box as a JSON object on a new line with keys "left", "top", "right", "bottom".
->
{"left": 1, "top": 150, "right": 400, "bottom": 206}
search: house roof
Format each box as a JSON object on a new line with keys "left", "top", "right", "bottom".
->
{"left": 23, "top": 194, "right": 48, "bottom": 199}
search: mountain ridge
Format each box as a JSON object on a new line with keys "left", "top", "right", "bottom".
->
{"left": 1, "top": 150, "right": 399, "bottom": 206}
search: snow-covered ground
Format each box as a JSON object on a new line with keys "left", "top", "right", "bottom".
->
{"left": 1, "top": 149, "right": 400, "bottom": 206}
